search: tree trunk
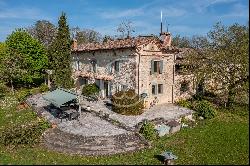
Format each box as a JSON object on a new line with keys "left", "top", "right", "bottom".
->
{"left": 227, "top": 84, "right": 235, "bottom": 107}
{"left": 10, "top": 79, "right": 14, "bottom": 94}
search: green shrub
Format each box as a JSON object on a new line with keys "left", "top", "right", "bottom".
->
{"left": 112, "top": 89, "right": 144, "bottom": 115}
{"left": 82, "top": 83, "right": 100, "bottom": 96}
{"left": 0, "top": 118, "right": 50, "bottom": 146}
{"left": 0, "top": 82, "right": 9, "bottom": 98}
{"left": 139, "top": 121, "right": 157, "bottom": 141}
{"left": 39, "top": 83, "right": 49, "bottom": 93}
{"left": 194, "top": 100, "right": 217, "bottom": 119}
{"left": 16, "top": 89, "right": 31, "bottom": 102}
{"left": 176, "top": 99, "right": 193, "bottom": 109}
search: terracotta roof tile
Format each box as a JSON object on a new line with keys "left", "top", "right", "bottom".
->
{"left": 73, "top": 36, "right": 162, "bottom": 52}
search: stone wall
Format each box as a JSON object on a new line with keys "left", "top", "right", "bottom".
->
{"left": 72, "top": 49, "right": 137, "bottom": 97}
{"left": 136, "top": 44, "right": 175, "bottom": 106}
{"left": 174, "top": 74, "right": 195, "bottom": 102}
{"left": 71, "top": 42, "right": 195, "bottom": 105}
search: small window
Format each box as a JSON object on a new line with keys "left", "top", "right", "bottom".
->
{"left": 152, "top": 84, "right": 157, "bottom": 95}
{"left": 175, "top": 64, "right": 181, "bottom": 74}
{"left": 180, "top": 81, "right": 189, "bottom": 93}
{"left": 90, "top": 59, "right": 97, "bottom": 73}
{"left": 95, "top": 79, "right": 100, "bottom": 88}
{"left": 151, "top": 60, "right": 163, "bottom": 74}
{"left": 153, "top": 61, "right": 160, "bottom": 73}
{"left": 122, "top": 85, "right": 128, "bottom": 91}
{"left": 92, "top": 63, "right": 97, "bottom": 73}
{"left": 79, "top": 77, "right": 88, "bottom": 86}
{"left": 114, "top": 61, "right": 120, "bottom": 72}
{"left": 158, "top": 84, "right": 163, "bottom": 94}
{"left": 75, "top": 60, "right": 80, "bottom": 70}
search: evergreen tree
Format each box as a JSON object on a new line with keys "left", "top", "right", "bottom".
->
{"left": 49, "top": 12, "right": 73, "bottom": 89}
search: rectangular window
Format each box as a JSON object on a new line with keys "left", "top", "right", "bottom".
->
{"left": 180, "top": 81, "right": 189, "bottom": 93}
{"left": 153, "top": 61, "right": 159, "bottom": 73}
{"left": 92, "top": 63, "right": 97, "bottom": 73}
{"left": 79, "top": 77, "right": 88, "bottom": 86}
{"left": 95, "top": 79, "right": 100, "bottom": 88}
{"left": 152, "top": 84, "right": 157, "bottom": 95}
{"left": 122, "top": 85, "right": 128, "bottom": 91}
{"left": 158, "top": 84, "right": 163, "bottom": 94}
{"left": 114, "top": 61, "right": 120, "bottom": 72}
{"left": 77, "top": 61, "right": 80, "bottom": 70}
{"left": 151, "top": 60, "right": 163, "bottom": 74}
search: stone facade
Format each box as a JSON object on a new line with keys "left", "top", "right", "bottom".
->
{"left": 71, "top": 34, "right": 194, "bottom": 107}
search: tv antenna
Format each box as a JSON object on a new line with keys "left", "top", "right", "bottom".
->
{"left": 165, "top": 18, "right": 170, "bottom": 32}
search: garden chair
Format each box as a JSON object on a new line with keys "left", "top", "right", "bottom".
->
{"left": 70, "top": 112, "right": 80, "bottom": 121}
{"left": 58, "top": 112, "right": 68, "bottom": 122}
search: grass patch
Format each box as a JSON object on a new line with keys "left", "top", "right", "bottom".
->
{"left": 0, "top": 101, "right": 248, "bottom": 165}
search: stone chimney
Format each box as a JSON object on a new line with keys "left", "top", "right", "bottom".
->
{"left": 160, "top": 32, "right": 172, "bottom": 47}
{"left": 72, "top": 39, "right": 78, "bottom": 50}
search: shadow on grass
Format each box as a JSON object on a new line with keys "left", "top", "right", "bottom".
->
{"left": 154, "top": 154, "right": 165, "bottom": 164}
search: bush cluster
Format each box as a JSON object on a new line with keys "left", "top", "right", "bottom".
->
{"left": 194, "top": 100, "right": 217, "bottom": 119}
{"left": 176, "top": 99, "right": 193, "bottom": 109}
{"left": 0, "top": 82, "right": 9, "bottom": 98}
{"left": 82, "top": 83, "right": 100, "bottom": 96}
{"left": 111, "top": 89, "right": 144, "bottom": 115}
{"left": 139, "top": 121, "right": 157, "bottom": 141}
{"left": 39, "top": 83, "right": 49, "bottom": 93}
{"left": 16, "top": 89, "right": 31, "bottom": 102}
{"left": 0, "top": 118, "right": 51, "bottom": 146}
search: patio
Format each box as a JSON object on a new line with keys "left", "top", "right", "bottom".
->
{"left": 27, "top": 89, "right": 193, "bottom": 136}
{"left": 26, "top": 93, "right": 129, "bottom": 136}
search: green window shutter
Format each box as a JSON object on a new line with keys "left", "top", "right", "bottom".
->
{"left": 159, "top": 60, "right": 163, "bottom": 74}
{"left": 150, "top": 60, "right": 154, "bottom": 75}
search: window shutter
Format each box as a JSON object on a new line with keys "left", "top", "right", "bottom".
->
{"left": 108, "top": 64, "right": 112, "bottom": 74}
{"left": 150, "top": 60, "right": 154, "bottom": 75}
{"left": 155, "top": 83, "right": 158, "bottom": 95}
{"left": 117, "top": 61, "right": 120, "bottom": 72}
{"left": 159, "top": 60, "right": 163, "bottom": 74}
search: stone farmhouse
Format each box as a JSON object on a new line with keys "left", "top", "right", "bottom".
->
{"left": 71, "top": 32, "right": 195, "bottom": 108}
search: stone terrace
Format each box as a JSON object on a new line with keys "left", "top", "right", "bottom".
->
{"left": 80, "top": 98, "right": 193, "bottom": 128}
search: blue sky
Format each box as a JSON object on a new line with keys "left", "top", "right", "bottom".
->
{"left": 0, "top": 0, "right": 249, "bottom": 41}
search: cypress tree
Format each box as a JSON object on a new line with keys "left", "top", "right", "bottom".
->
{"left": 49, "top": 12, "right": 73, "bottom": 89}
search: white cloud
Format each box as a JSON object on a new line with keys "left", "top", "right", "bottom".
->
{"left": 100, "top": 8, "right": 144, "bottom": 19}
{"left": 0, "top": 7, "right": 51, "bottom": 20}
{"left": 220, "top": 3, "right": 249, "bottom": 18}
{"left": 193, "top": 0, "right": 238, "bottom": 13}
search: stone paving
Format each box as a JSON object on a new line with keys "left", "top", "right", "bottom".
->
{"left": 57, "top": 112, "right": 128, "bottom": 136}
{"left": 42, "top": 128, "right": 147, "bottom": 156}
{"left": 26, "top": 93, "right": 193, "bottom": 156}
{"left": 26, "top": 94, "right": 128, "bottom": 136}
{"left": 80, "top": 98, "right": 193, "bottom": 128}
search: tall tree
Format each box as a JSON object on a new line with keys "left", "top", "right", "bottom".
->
{"left": 49, "top": 12, "right": 73, "bottom": 89}
{"left": 184, "top": 22, "right": 249, "bottom": 106}
{"left": 26, "top": 20, "right": 57, "bottom": 48}
{"left": 70, "top": 27, "right": 102, "bottom": 44}
{"left": 3, "top": 29, "right": 48, "bottom": 89}
{"left": 172, "top": 35, "right": 191, "bottom": 48}
{"left": 117, "top": 20, "right": 135, "bottom": 38}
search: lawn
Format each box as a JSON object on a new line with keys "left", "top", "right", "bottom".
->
{"left": 0, "top": 104, "right": 249, "bottom": 165}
